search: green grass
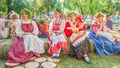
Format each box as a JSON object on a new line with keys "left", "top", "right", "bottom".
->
{"left": 57, "top": 53, "right": 120, "bottom": 68}
{"left": 1, "top": 53, "right": 120, "bottom": 68}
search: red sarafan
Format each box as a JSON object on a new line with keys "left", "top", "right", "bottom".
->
{"left": 21, "top": 23, "right": 34, "bottom": 33}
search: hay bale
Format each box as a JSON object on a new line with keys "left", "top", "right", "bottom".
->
{"left": 0, "top": 38, "right": 94, "bottom": 60}
{"left": 89, "top": 39, "right": 94, "bottom": 52}
{"left": 40, "top": 38, "right": 49, "bottom": 52}
{"left": 0, "top": 39, "right": 13, "bottom": 59}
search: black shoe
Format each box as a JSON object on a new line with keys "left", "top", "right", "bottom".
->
{"left": 56, "top": 53, "right": 60, "bottom": 58}
{"left": 51, "top": 55, "right": 57, "bottom": 59}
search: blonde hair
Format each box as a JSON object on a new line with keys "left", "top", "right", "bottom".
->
{"left": 10, "top": 13, "right": 19, "bottom": 20}
{"left": 95, "top": 12, "right": 103, "bottom": 18}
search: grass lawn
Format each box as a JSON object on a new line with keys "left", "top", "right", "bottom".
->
{"left": 0, "top": 52, "right": 120, "bottom": 68}
{"left": 58, "top": 53, "right": 120, "bottom": 68}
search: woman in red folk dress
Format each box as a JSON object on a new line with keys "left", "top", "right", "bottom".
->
{"left": 7, "top": 9, "right": 45, "bottom": 63}
{"left": 48, "top": 9, "right": 68, "bottom": 58}
{"left": 64, "top": 12, "right": 91, "bottom": 64}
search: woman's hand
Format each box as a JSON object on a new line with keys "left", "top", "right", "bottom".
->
{"left": 96, "top": 31, "right": 100, "bottom": 36}
{"left": 49, "top": 32, "right": 55, "bottom": 36}
{"left": 72, "top": 28, "right": 79, "bottom": 33}
{"left": 67, "top": 27, "right": 79, "bottom": 33}
{"left": 32, "top": 33, "right": 36, "bottom": 36}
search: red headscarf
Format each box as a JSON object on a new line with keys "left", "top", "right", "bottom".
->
{"left": 76, "top": 15, "right": 83, "bottom": 23}
{"left": 76, "top": 15, "right": 86, "bottom": 31}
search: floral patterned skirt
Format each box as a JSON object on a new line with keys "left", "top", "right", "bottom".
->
{"left": 69, "top": 37, "right": 91, "bottom": 59}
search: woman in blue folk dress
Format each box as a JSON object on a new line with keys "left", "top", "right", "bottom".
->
{"left": 89, "top": 13, "right": 120, "bottom": 56}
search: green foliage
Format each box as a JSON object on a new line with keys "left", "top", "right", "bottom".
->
{"left": 36, "top": 18, "right": 44, "bottom": 24}
{"left": 1, "top": 0, "right": 120, "bottom": 15}
{"left": 63, "top": 0, "right": 105, "bottom": 15}
{"left": 0, "top": 0, "right": 7, "bottom": 14}
{"left": 39, "top": 0, "right": 58, "bottom": 14}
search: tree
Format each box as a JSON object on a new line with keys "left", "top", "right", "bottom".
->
{"left": 62, "top": 0, "right": 106, "bottom": 15}
{"left": 0, "top": 0, "right": 7, "bottom": 13}
{"left": 39, "top": 0, "right": 58, "bottom": 14}
{"left": 1, "top": 0, "right": 120, "bottom": 15}
{"left": 6, "top": 0, "right": 12, "bottom": 13}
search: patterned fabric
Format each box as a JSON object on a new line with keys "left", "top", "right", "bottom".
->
{"left": 69, "top": 37, "right": 91, "bottom": 59}
{"left": 49, "top": 18, "right": 65, "bottom": 33}
{"left": 70, "top": 31, "right": 87, "bottom": 47}
{"left": 48, "top": 34, "right": 68, "bottom": 55}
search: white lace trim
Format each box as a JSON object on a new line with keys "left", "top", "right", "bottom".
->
{"left": 70, "top": 33, "right": 88, "bottom": 47}
{"left": 50, "top": 34, "right": 67, "bottom": 46}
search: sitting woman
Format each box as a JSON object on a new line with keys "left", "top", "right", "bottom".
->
{"left": 7, "top": 9, "right": 45, "bottom": 63}
{"left": 89, "top": 12, "right": 120, "bottom": 56}
{"left": 0, "top": 13, "right": 5, "bottom": 39}
{"left": 48, "top": 9, "right": 68, "bottom": 58}
{"left": 64, "top": 12, "right": 91, "bottom": 64}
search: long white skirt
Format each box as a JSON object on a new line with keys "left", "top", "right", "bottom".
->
{"left": 23, "top": 35, "right": 45, "bottom": 54}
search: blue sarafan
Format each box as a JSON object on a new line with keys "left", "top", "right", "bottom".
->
{"left": 89, "top": 30, "right": 120, "bottom": 56}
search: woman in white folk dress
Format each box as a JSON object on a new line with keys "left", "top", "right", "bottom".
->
{"left": 48, "top": 9, "right": 68, "bottom": 58}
